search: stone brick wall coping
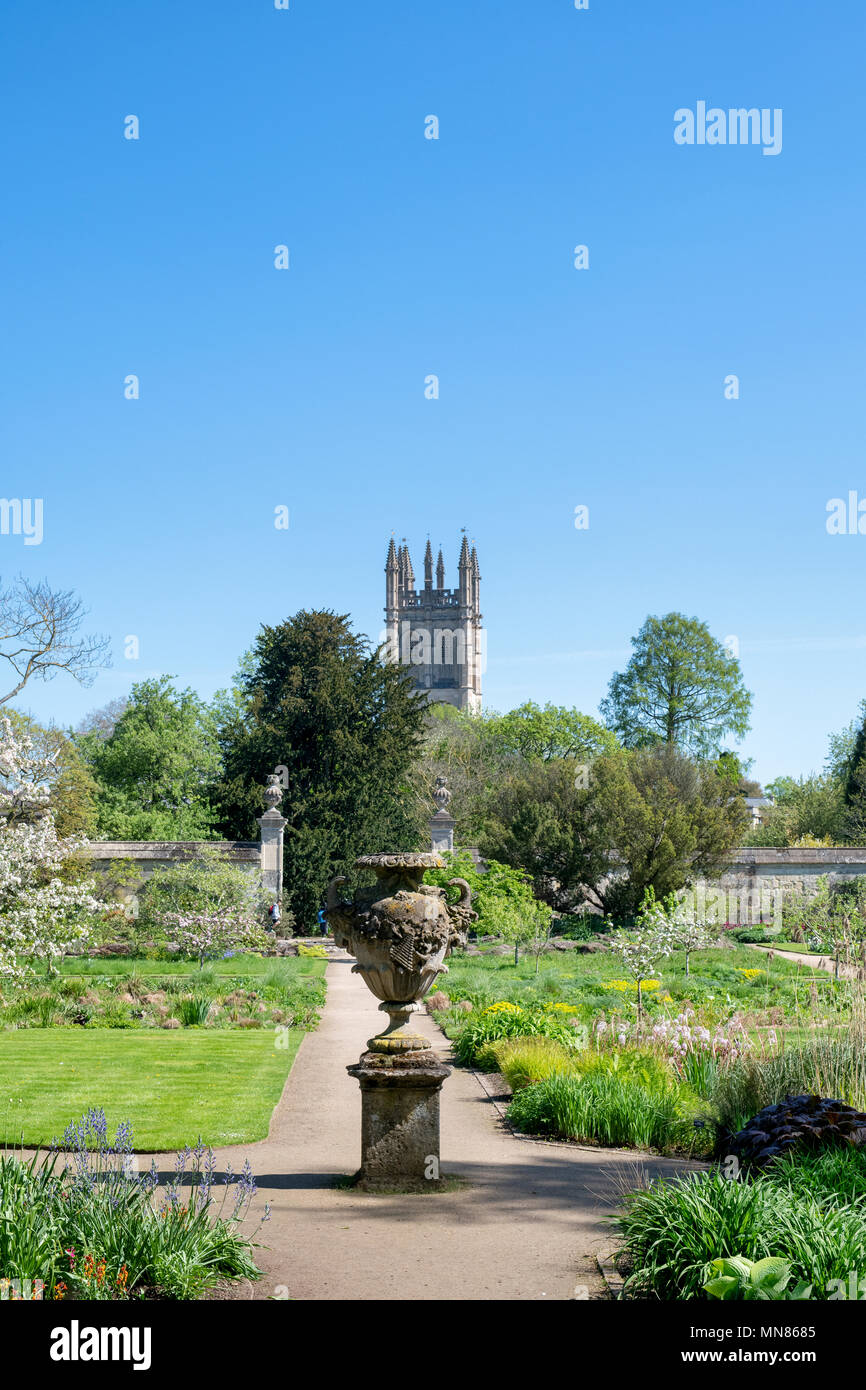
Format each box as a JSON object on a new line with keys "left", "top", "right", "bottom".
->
{"left": 729, "top": 848, "right": 866, "bottom": 866}
{"left": 85, "top": 841, "right": 260, "bottom": 862}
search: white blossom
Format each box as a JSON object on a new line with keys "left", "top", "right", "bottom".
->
{"left": 0, "top": 717, "right": 101, "bottom": 990}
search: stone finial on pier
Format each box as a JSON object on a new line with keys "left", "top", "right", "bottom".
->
{"left": 430, "top": 775, "right": 455, "bottom": 855}
{"left": 257, "top": 772, "right": 287, "bottom": 905}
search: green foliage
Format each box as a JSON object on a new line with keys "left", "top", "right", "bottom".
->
{"left": 422, "top": 701, "right": 616, "bottom": 844}
{"left": 213, "top": 610, "right": 426, "bottom": 929}
{"left": 478, "top": 1035, "right": 577, "bottom": 1089}
{"left": 476, "top": 758, "right": 608, "bottom": 909}
{"left": 703, "top": 1255, "right": 812, "bottom": 1301}
{"left": 425, "top": 850, "right": 551, "bottom": 950}
{"left": 77, "top": 677, "right": 221, "bottom": 839}
{"left": 507, "top": 1070, "right": 707, "bottom": 1153}
{"left": 617, "top": 1154, "right": 866, "bottom": 1299}
{"left": 452, "top": 1004, "right": 580, "bottom": 1066}
{"left": 745, "top": 774, "right": 846, "bottom": 848}
{"left": 600, "top": 612, "right": 752, "bottom": 757}
{"left": 481, "top": 702, "right": 618, "bottom": 763}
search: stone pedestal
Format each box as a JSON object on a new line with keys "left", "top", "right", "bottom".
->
{"left": 347, "top": 1050, "right": 450, "bottom": 1191}
{"left": 257, "top": 774, "right": 286, "bottom": 906}
{"left": 430, "top": 810, "right": 456, "bottom": 856}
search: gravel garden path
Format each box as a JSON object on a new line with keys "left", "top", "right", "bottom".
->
{"left": 751, "top": 944, "right": 863, "bottom": 982}
{"left": 188, "top": 951, "right": 699, "bottom": 1302}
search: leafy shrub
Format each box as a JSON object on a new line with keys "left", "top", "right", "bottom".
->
{"left": 297, "top": 943, "right": 327, "bottom": 958}
{"left": 453, "top": 1005, "right": 579, "bottom": 1067}
{"left": 0, "top": 1109, "right": 263, "bottom": 1300}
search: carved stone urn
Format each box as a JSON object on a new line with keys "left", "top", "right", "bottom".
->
{"left": 326, "top": 851, "right": 474, "bottom": 1189}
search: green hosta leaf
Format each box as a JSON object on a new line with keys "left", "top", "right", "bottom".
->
{"left": 750, "top": 1257, "right": 793, "bottom": 1288}
{"left": 704, "top": 1276, "right": 740, "bottom": 1300}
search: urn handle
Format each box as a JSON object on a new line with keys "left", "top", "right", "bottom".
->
{"left": 447, "top": 877, "right": 472, "bottom": 907}
{"left": 326, "top": 875, "right": 348, "bottom": 911}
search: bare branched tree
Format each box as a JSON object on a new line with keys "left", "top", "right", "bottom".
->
{"left": 0, "top": 576, "right": 111, "bottom": 705}
{"left": 75, "top": 696, "right": 129, "bottom": 742}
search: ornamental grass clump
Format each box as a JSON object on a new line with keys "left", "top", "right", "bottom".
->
{"left": 175, "top": 994, "right": 213, "bottom": 1027}
{"left": 616, "top": 1151, "right": 866, "bottom": 1299}
{"left": 480, "top": 1036, "right": 577, "bottom": 1090}
{"left": 507, "top": 1070, "right": 709, "bottom": 1154}
{"left": 0, "top": 1107, "right": 266, "bottom": 1300}
{"left": 710, "top": 1028, "right": 866, "bottom": 1134}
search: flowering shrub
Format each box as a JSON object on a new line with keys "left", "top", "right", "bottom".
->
{"left": 156, "top": 911, "right": 270, "bottom": 970}
{"left": 0, "top": 718, "right": 102, "bottom": 991}
{"left": 0, "top": 1107, "right": 267, "bottom": 1300}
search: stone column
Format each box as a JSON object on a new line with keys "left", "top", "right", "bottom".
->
{"left": 257, "top": 774, "right": 286, "bottom": 905}
{"left": 430, "top": 775, "right": 455, "bottom": 855}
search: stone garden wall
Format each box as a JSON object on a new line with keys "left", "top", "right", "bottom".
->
{"left": 89, "top": 841, "right": 261, "bottom": 914}
{"left": 717, "top": 848, "right": 866, "bottom": 898}
{"left": 690, "top": 848, "right": 866, "bottom": 926}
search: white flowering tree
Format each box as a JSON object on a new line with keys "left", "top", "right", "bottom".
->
{"left": 155, "top": 910, "right": 269, "bottom": 969}
{"left": 142, "top": 845, "right": 271, "bottom": 968}
{"left": 0, "top": 718, "right": 101, "bottom": 991}
{"left": 609, "top": 922, "right": 677, "bottom": 1021}
{"left": 668, "top": 910, "right": 715, "bottom": 978}
{"left": 641, "top": 895, "right": 715, "bottom": 977}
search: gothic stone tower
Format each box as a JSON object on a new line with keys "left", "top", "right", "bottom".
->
{"left": 385, "top": 534, "right": 483, "bottom": 712}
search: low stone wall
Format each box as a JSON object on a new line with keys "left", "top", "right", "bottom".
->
{"left": 88, "top": 841, "right": 261, "bottom": 912}
{"left": 690, "top": 848, "right": 866, "bottom": 926}
{"left": 719, "top": 848, "right": 866, "bottom": 898}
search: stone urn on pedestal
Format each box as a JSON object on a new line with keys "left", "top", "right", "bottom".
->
{"left": 326, "top": 852, "right": 474, "bottom": 1190}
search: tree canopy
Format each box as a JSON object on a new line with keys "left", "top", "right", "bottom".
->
{"left": 600, "top": 613, "right": 752, "bottom": 757}
{"left": 76, "top": 676, "right": 221, "bottom": 840}
{"left": 213, "top": 610, "right": 427, "bottom": 928}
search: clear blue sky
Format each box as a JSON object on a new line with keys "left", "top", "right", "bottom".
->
{"left": 2, "top": 0, "right": 864, "bottom": 787}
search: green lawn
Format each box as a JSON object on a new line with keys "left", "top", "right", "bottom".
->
{"left": 0, "top": 1029, "right": 304, "bottom": 1150}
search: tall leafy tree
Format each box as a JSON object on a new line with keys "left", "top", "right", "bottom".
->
{"left": 477, "top": 758, "right": 608, "bottom": 909}
{"left": 213, "top": 610, "right": 427, "bottom": 929}
{"left": 482, "top": 701, "right": 617, "bottom": 763}
{"left": 600, "top": 613, "right": 752, "bottom": 757}
{"left": 589, "top": 745, "right": 747, "bottom": 918}
{"left": 422, "top": 700, "right": 615, "bottom": 842}
{"left": 76, "top": 677, "right": 220, "bottom": 840}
